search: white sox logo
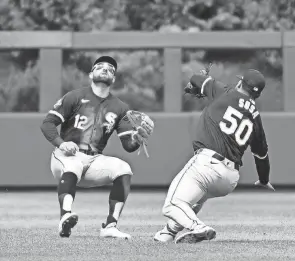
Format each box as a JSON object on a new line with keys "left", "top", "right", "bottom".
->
{"left": 102, "top": 112, "right": 117, "bottom": 133}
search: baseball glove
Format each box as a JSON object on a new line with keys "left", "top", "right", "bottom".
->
{"left": 184, "top": 62, "right": 213, "bottom": 98}
{"left": 200, "top": 62, "right": 213, "bottom": 76}
{"left": 126, "top": 110, "right": 154, "bottom": 158}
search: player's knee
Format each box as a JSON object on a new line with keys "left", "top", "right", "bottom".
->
{"left": 162, "top": 205, "right": 168, "bottom": 216}
{"left": 62, "top": 159, "right": 84, "bottom": 182}
{"left": 113, "top": 159, "right": 133, "bottom": 178}
{"left": 162, "top": 202, "right": 172, "bottom": 217}
{"left": 120, "top": 160, "right": 133, "bottom": 175}
{"left": 162, "top": 198, "right": 183, "bottom": 217}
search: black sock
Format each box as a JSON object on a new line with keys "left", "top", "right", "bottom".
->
{"left": 105, "top": 174, "right": 131, "bottom": 226}
{"left": 106, "top": 216, "right": 117, "bottom": 225}
{"left": 109, "top": 174, "right": 131, "bottom": 202}
{"left": 57, "top": 172, "right": 78, "bottom": 217}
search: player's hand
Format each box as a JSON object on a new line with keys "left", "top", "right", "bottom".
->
{"left": 132, "top": 128, "right": 150, "bottom": 157}
{"left": 200, "top": 63, "right": 213, "bottom": 76}
{"left": 140, "top": 114, "right": 154, "bottom": 136}
{"left": 59, "top": 141, "right": 79, "bottom": 156}
{"left": 132, "top": 114, "right": 154, "bottom": 143}
{"left": 126, "top": 110, "right": 154, "bottom": 158}
{"left": 132, "top": 127, "right": 148, "bottom": 143}
{"left": 254, "top": 180, "right": 275, "bottom": 191}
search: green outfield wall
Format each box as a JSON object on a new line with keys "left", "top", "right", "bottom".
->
{"left": 0, "top": 113, "right": 293, "bottom": 187}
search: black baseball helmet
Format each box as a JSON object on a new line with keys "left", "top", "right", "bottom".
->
{"left": 237, "top": 69, "right": 265, "bottom": 98}
{"left": 92, "top": 56, "right": 117, "bottom": 71}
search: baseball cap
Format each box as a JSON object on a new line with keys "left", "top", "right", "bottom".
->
{"left": 92, "top": 56, "right": 117, "bottom": 71}
{"left": 236, "top": 69, "right": 265, "bottom": 93}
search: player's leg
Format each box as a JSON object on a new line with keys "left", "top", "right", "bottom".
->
{"left": 162, "top": 155, "right": 207, "bottom": 229}
{"left": 106, "top": 174, "right": 131, "bottom": 226}
{"left": 157, "top": 154, "right": 218, "bottom": 244}
{"left": 175, "top": 152, "right": 239, "bottom": 244}
{"left": 154, "top": 200, "right": 206, "bottom": 242}
{"left": 155, "top": 190, "right": 208, "bottom": 242}
{"left": 50, "top": 148, "right": 84, "bottom": 237}
{"left": 78, "top": 155, "right": 133, "bottom": 239}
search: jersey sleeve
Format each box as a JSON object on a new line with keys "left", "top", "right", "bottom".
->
{"left": 190, "top": 74, "right": 227, "bottom": 102}
{"left": 48, "top": 92, "right": 77, "bottom": 123}
{"left": 116, "top": 104, "right": 134, "bottom": 137}
{"left": 250, "top": 115, "right": 268, "bottom": 159}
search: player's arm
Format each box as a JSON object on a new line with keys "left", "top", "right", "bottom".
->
{"left": 116, "top": 107, "right": 141, "bottom": 153}
{"left": 40, "top": 92, "right": 78, "bottom": 148}
{"left": 40, "top": 114, "right": 64, "bottom": 147}
{"left": 250, "top": 115, "right": 272, "bottom": 188}
{"left": 184, "top": 73, "right": 227, "bottom": 102}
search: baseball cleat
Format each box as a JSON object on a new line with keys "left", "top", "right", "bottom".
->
{"left": 58, "top": 212, "right": 78, "bottom": 238}
{"left": 175, "top": 224, "right": 216, "bottom": 244}
{"left": 154, "top": 226, "right": 176, "bottom": 243}
{"left": 100, "top": 222, "right": 131, "bottom": 240}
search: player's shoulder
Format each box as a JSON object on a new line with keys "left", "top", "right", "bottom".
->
{"left": 222, "top": 87, "right": 245, "bottom": 101}
{"left": 213, "top": 78, "right": 229, "bottom": 91}
{"left": 209, "top": 78, "right": 231, "bottom": 98}
{"left": 109, "top": 94, "right": 130, "bottom": 111}
{"left": 58, "top": 88, "right": 84, "bottom": 105}
{"left": 65, "top": 87, "right": 91, "bottom": 99}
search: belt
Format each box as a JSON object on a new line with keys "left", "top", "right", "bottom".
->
{"left": 212, "top": 153, "right": 240, "bottom": 171}
{"left": 196, "top": 148, "right": 240, "bottom": 171}
{"left": 79, "top": 149, "right": 99, "bottom": 156}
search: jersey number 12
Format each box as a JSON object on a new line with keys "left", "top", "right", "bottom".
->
{"left": 74, "top": 114, "right": 88, "bottom": 130}
{"left": 219, "top": 106, "right": 253, "bottom": 146}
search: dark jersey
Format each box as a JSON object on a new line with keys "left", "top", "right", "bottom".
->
{"left": 47, "top": 87, "right": 133, "bottom": 153}
{"left": 191, "top": 75, "right": 268, "bottom": 166}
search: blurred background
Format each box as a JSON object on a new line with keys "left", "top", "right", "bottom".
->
{"left": 0, "top": 0, "right": 294, "bottom": 189}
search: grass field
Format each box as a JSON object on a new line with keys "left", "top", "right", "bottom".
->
{"left": 0, "top": 189, "right": 295, "bottom": 261}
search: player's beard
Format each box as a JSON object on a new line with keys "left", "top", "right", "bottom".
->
{"left": 92, "top": 74, "right": 113, "bottom": 86}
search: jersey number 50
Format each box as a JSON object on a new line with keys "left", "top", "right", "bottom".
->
{"left": 219, "top": 106, "right": 253, "bottom": 146}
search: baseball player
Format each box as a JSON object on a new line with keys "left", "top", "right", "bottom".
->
{"left": 40, "top": 56, "right": 154, "bottom": 239}
{"left": 154, "top": 68, "right": 274, "bottom": 244}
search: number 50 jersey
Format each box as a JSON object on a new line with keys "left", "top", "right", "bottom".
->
{"left": 192, "top": 79, "right": 268, "bottom": 166}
